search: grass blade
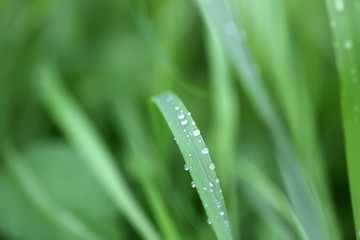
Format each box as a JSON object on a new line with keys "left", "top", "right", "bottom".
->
{"left": 152, "top": 92, "right": 233, "bottom": 240}
{"left": 36, "top": 64, "right": 161, "bottom": 240}
{"left": 2, "top": 145, "right": 100, "bottom": 240}
{"left": 194, "top": 1, "right": 332, "bottom": 239}
{"left": 324, "top": 0, "right": 360, "bottom": 238}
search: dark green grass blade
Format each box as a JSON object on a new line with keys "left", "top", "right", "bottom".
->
{"left": 36, "top": 65, "right": 161, "bottom": 240}
{"left": 152, "top": 92, "right": 233, "bottom": 240}
{"left": 325, "top": 0, "right": 360, "bottom": 238}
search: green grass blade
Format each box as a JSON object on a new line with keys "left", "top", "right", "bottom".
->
{"left": 236, "top": 160, "right": 308, "bottom": 240}
{"left": 194, "top": 1, "right": 331, "bottom": 239}
{"left": 324, "top": 0, "right": 360, "bottom": 238}
{"left": 152, "top": 92, "right": 233, "bottom": 240}
{"left": 36, "top": 64, "right": 161, "bottom": 240}
{"left": 3, "top": 146, "right": 100, "bottom": 240}
{"left": 207, "top": 28, "right": 240, "bottom": 237}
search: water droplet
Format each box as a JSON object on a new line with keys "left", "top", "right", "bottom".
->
{"left": 224, "top": 22, "right": 239, "bottom": 36}
{"left": 220, "top": 211, "right": 225, "bottom": 216}
{"left": 207, "top": 219, "right": 212, "bottom": 225}
{"left": 193, "top": 129, "right": 200, "bottom": 136}
{"left": 198, "top": 139, "right": 202, "bottom": 142}
{"left": 209, "top": 163, "right": 215, "bottom": 170}
{"left": 209, "top": 182, "right": 214, "bottom": 187}
{"left": 204, "top": 203, "right": 208, "bottom": 207}
{"left": 191, "top": 181, "right": 196, "bottom": 188}
{"left": 188, "top": 153, "right": 192, "bottom": 157}
{"left": 203, "top": 187, "right": 207, "bottom": 190}
{"left": 191, "top": 121, "right": 195, "bottom": 126}
{"left": 215, "top": 178, "right": 220, "bottom": 183}
{"left": 178, "top": 113, "right": 185, "bottom": 119}
{"left": 202, "top": 147, "right": 209, "bottom": 154}
{"left": 175, "top": 106, "right": 179, "bottom": 111}
{"left": 344, "top": 40, "right": 353, "bottom": 50}
{"left": 184, "top": 164, "right": 189, "bottom": 171}
{"left": 210, "top": 189, "right": 213, "bottom": 192}
{"left": 183, "top": 129, "right": 187, "bottom": 132}
{"left": 187, "top": 112, "right": 191, "bottom": 116}
{"left": 181, "top": 119, "right": 188, "bottom": 125}
{"left": 335, "top": 0, "right": 345, "bottom": 12}
{"left": 174, "top": 137, "right": 176, "bottom": 140}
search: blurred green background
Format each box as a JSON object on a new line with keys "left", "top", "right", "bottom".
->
{"left": 0, "top": 0, "right": 355, "bottom": 239}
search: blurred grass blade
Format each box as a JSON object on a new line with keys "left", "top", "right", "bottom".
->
{"left": 3, "top": 146, "right": 100, "bottom": 240}
{"left": 236, "top": 160, "right": 308, "bottom": 240}
{"left": 194, "top": 1, "right": 332, "bottom": 239}
{"left": 152, "top": 92, "right": 233, "bottom": 240}
{"left": 36, "top": 64, "right": 161, "bottom": 240}
{"left": 207, "top": 28, "right": 240, "bottom": 236}
{"left": 325, "top": 0, "right": 360, "bottom": 238}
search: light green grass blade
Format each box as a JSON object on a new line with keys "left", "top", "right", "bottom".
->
{"left": 207, "top": 27, "right": 240, "bottom": 237}
{"left": 236, "top": 160, "right": 308, "bottom": 240}
{"left": 36, "top": 64, "right": 161, "bottom": 240}
{"left": 324, "top": 0, "right": 360, "bottom": 238}
{"left": 2, "top": 146, "right": 100, "bottom": 240}
{"left": 152, "top": 92, "right": 233, "bottom": 240}
{"left": 194, "top": 1, "right": 331, "bottom": 239}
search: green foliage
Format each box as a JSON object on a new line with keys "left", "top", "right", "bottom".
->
{"left": 153, "top": 92, "right": 233, "bottom": 240}
{"left": 0, "top": 0, "right": 358, "bottom": 239}
{"left": 325, "top": 0, "right": 360, "bottom": 238}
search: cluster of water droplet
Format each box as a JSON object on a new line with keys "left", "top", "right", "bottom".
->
{"left": 166, "top": 93, "right": 229, "bottom": 229}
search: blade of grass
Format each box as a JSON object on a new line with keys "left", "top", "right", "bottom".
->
{"left": 231, "top": 1, "right": 340, "bottom": 237}
{"left": 36, "top": 64, "right": 161, "bottom": 240}
{"left": 194, "top": 1, "right": 331, "bottom": 239}
{"left": 207, "top": 27, "right": 240, "bottom": 237}
{"left": 2, "top": 145, "right": 100, "bottom": 240}
{"left": 152, "top": 91, "right": 233, "bottom": 240}
{"left": 324, "top": 0, "right": 360, "bottom": 238}
{"left": 236, "top": 159, "right": 308, "bottom": 240}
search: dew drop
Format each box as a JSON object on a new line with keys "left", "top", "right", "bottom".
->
{"left": 344, "top": 40, "right": 353, "bottom": 50}
{"left": 215, "top": 178, "right": 220, "bottom": 183}
{"left": 178, "top": 113, "right": 185, "bottom": 119}
{"left": 175, "top": 106, "right": 179, "bottom": 111}
{"left": 183, "top": 129, "right": 187, "bottom": 132}
{"left": 188, "top": 153, "right": 192, "bottom": 157}
{"left": 202, "top": 147, "right": 209, "bottom": 154}
{"left": 210, "top": 189, "right": 213, "bottom": 192}
{"left": 209, "top": 182, "right": 214, "bottom": 187}
{"left": 184, "top": 164, "right": 189, "bottom": 171}
{"left": 193, "top": 129, "right": 200, "bottom": 136}
{"left": 335, "top": 0, "right": 345, "bottom": 12}
{"left": 204, "top": 203, "right": 208, "bottom": 207}
{"left": 174, "top": 137, "right": 176, "bottom": 140}
{"left": 187, "top": 112, "right": 191, "bottom": 116}
{"left": 191, "top": 181, "right": 196, "bottom": 188}
{"left": 220, "top": 211, "right": 225, "bottom": 216}
{"left": 198, "top": 139, "right": 202, "bottom": 142}
{"left": 181, "top": 119, "right": 188, "bottom": 125}
{"left": 203, "top": 187, "right": 207, "bottom": 190}
{"left": 207, "top": 219, "right": 212, "bottom": 225}
{"left": 209, "top": 163, "right": 215, "bottom": 170}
